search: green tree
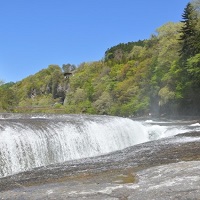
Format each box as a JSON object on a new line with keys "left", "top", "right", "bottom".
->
{"left": 0, "top": 83, "right": 17, "bottom": 112}
{"left": 179, "top": 2, "right": 199, "bottom": 61}
{"left": 187, "top": 53, "right": 200, "bottom": 84}
{"left": 62, "top": 64, "right": 76, "bottom": 73}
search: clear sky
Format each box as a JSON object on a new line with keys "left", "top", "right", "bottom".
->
{"left": 0, "top": 0, "right": 189, "bottom": 83}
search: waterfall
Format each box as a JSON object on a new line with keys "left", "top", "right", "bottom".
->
{"left": 0, "top": 114, "right": 195, "bottom": 178}
{"left": 0, "top": 114, "right": 149, "bottom": 177}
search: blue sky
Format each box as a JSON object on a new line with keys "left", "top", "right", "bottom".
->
{"left": 1, "top": 0, "right": 189, "bottom": 83}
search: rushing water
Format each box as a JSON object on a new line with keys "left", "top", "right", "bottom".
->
{"left": 0, "top": 114, "right": 199, "bottom": 178}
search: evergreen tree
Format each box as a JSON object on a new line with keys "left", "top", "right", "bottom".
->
{"left": 179, "top": 3, "right": 199, "bottom": 61}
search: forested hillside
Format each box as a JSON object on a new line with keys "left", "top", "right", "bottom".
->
{"left": 1, "top": 1, "right": 200, "bottom": 117}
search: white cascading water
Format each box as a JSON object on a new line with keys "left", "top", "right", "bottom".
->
{"left": 0, "top": 114, "right": 197, "bottom": 178}
{"left": 0, "top": 114, "right": 149, "bottom": 178}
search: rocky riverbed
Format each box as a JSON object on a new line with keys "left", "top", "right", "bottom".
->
{"left": 0, "top": 131, "right": 200, "bottom": 199}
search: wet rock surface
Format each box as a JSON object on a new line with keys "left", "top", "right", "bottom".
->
{"left": 1, "top": 132, "right": 200, "bottom": 199}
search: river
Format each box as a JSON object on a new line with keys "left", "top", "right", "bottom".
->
{"left": 0, "top": 114, "right": 200, "bottom": 199}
